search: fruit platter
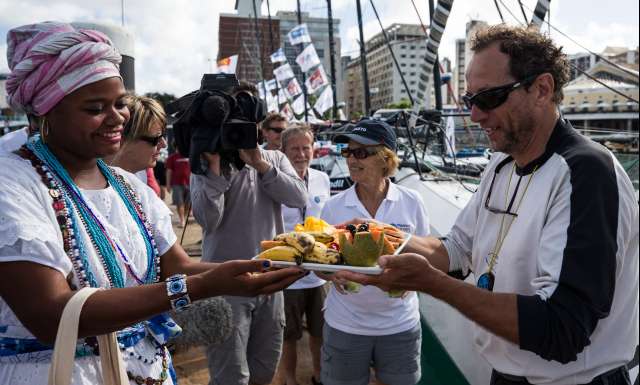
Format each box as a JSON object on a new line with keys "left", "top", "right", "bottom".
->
{"left": 254, "top": 216, "right": 411, "bottom": 275}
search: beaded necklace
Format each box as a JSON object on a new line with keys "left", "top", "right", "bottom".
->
{"left": 20, "top": 138, "right": 160, "bottom": 288}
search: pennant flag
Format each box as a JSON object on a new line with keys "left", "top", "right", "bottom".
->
{"left": 291, "top": 95, "right": 306, "bottom": 115}
{"left": 265, "top": 78, "right": 278, "bottom": 91}
{"left": 270, "top": 48, "right": 287, "bottom": 63}
{"left": 267, "top": 94, "right": 279, "bottom": 112}
{"left": 286, "top": 78, "right": 302, "bottom": 97}
{"left": 273, "top": 63, "right": 295, "bottom": 82}
{"left": 281, "top": 103, "right": 295, "bottom": 121}
{"left": 288, "top": 24, "right": 312, "bottom": 45}
{"left": 217, "top": 55, "right": 238, "bottom": 74}
{"left": 257, "top": 82, "right": 267, "bottom": 100}
{"left": 314, "top": 86, "right": 334, "bottom": 115}
{"left": 295, "top": 43, "right": 321, "bottom": 72}
{"left": 444, "top": 115, "right": 456, "bottom": 156}
{"left": 278, "top": 87, "right": 291, "bottom": 102}
{"left": 305, "top": 66, "right": 329, "bottom": 94}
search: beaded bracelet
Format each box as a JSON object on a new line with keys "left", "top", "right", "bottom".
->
{"left": 166, "top": 274, "right": 191, "bottom": 312}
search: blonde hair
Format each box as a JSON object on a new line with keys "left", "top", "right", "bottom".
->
{"left": 280, "top": 124, "right": 314, "bottom": 151}
{"left": 378, "top": 147, "right": 400, "bottom": 177}
{"left": 123, "top": 94, "right": 166, "bottom": 141}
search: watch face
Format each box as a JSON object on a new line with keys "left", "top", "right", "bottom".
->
{"left": 477, "top": 272, "right": 495, "bottom": 291}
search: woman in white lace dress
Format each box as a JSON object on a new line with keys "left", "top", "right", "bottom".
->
{"left": 0, "top": 21, "right": 304, "bottom": 385}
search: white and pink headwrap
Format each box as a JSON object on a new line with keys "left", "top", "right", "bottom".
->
{"left": 5, "top": 21, "right": 122, "bottom": 116}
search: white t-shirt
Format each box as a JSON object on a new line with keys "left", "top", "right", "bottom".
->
{"left": 0, "top": 151, "right": 177, "bottom": 385}
{"left": 320, "top": 181, "right": 430, "bottom": 336}
{"left": 282, "top": 167, "right": 331, "bottom": 289}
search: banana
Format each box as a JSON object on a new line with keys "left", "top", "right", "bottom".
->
{"left": 257, "top": 245, "right": 303, "bottom": 264}
{"left": 305, "top": 231, "right": 335, "bottom": 244}
{"left": 304, "top": 242, "right": 340, "bottom": 264}
{"left": 275, "top": 232, "right": 315, "bottom": 255}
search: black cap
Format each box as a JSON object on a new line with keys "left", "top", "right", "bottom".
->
{"left": 333, "top": 119, "right": 397, "bottom": 151}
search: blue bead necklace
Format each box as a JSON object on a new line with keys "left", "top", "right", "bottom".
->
{"left": 20, "top": 138, "right": 160, "bottom": 288}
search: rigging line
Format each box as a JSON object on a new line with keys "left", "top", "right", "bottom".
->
{"left": 518, "top": 0, "right": 640, "bottom": 78}
{"left": 493, "top": 0, "right": 505, "bottom": 23}
{"left": 497, "top": 0, "right": 527, "bottom": 25}
{"left": 497, "top": 0, "right": 639, "bottom": 103}
{"left": 517, "top": 0, "right": 529, "bottom": 24}
{"left": 570, "top": 64, "right": 640, "bottom": 103}
{"left": 369, "top": 0, "right": 415, "bottom": 105}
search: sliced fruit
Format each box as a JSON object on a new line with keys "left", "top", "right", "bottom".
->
{"left": 260, "top": 240, "right": 287, "bottom": 251}
{"left": 257, "top": 245, "right": 302, "bottom": 263}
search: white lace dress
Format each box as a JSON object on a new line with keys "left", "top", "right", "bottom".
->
{"left": 0, "top": 151, "right": 177, "bottom": 385}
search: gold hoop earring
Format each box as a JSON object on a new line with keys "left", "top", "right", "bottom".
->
{"left": 39, "top": 118, "right": 50, "bottom": 143}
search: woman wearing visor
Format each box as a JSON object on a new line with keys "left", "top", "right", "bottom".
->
{"left": 318, "top": 120, "right": 430, "bottom": 385}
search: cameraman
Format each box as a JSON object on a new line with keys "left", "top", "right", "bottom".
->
{"left": 190, "top": 82, "right": 308, "bottom": 385}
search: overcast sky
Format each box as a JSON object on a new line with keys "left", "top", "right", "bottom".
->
{"left": 1, "top": 0, "right": 638, "bottom": 97}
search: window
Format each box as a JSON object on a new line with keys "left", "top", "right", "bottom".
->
{"left": 400, "top": 54, "right": 406, "bottom": 58}
{"left": 316, "top": 48, "right": 324, "bottom": 58}
{"left": 410, "top": 63, "right": 416, "bottom": 67}
{"left": 401, "top": 63, "right": 407, "bottom": 67}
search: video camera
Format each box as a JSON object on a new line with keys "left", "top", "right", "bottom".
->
{"left": 166, "top": 73, "right": 267, "bottom": 175}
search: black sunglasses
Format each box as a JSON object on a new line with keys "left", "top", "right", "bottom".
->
{"left": 462, "top": 74, "right": 539, "bottom": 111}
{"left": 137, "top": 134, "right": 166, "bottom": 146}
{"left": 266, "top": 126, "right": 285, "bottom": 134}
{"left": 484, "top": 166, "right": 524, "bottom": 217}
{"left": 340, "top": 146, "right": 382, "bottom": 159}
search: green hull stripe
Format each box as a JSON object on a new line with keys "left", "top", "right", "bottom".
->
{"left": 417, "top": 315, "right": 470, "bottom": 385}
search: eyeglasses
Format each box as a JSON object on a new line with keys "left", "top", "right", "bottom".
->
{"left": 340, "top": 146, "right": 382, "bottom": 159}
{"left": 462, "top": 74, "right": 539, "bottom": 111}
{"left": 266, "top": 126, "right": 285, "bottom": 134}
{"left": 484, "top": 166, "right": 524, "bottom": 217}
{"left": 138, "top": 134, "right": 166, "bottom": 146}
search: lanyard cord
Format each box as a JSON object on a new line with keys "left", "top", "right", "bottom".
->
{"left": 486, "top": 163, "right": 538, "bottom": 274}
{"left": 299, "top": 172, "right": 309, "bottom": 221}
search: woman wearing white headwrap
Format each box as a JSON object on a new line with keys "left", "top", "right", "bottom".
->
{"left": 0, "top": 22, "right": 304, "bottom": 385}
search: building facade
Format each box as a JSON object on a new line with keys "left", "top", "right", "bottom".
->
{"left": 344, "top": 56, "right": 364, "bottom": 119}
{"left": 218, "top": 1, "right": 280, "bottom": 85}
{"left": 276, "top": 11, "right": 342, "bottom": 104}
{"left": 562, "top": 60, "right": 639, "bottom": 132}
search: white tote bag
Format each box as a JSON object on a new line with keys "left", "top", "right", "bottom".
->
{"left": 47, "top": 287, "right": 129, "bottom": 385}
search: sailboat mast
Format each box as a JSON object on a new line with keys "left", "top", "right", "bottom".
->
{"left": 356, "top": 0, "right": 371, "bottom": 116}
{"left": 297, "top": 0, "right": 309, "bottom": 122}
{"left": 326, "top": 0, "right": 339, "bottom": 118}
{"left": 251, "top": 0, "right": 266, "bottom": 89}
{"left": 265, "top": 0, "right": 280, "bottom": 106}
{"left": 428, "top": 0, "right": 443, "bottom": 111}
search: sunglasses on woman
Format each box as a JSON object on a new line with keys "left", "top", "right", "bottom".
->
{"left": 462, "top": 74, "right": 540, "bottom": 111}
{"left": 138, "top": 134, "right": 165, "bottom": 146}
{"left": 340, "top": 146, "right": 382, "bottom": 159}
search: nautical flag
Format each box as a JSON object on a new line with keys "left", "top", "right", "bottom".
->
{"left": 265, "top": 78, "right": 278, "bottom": 91}
{"left": 267, "top": 94, "right": 279, "bottom": 112}
{"left": 314, "top": 86, "right": 334, "bottom": 115}
{"left": 295, "top": 43, "right": 321, "bottom": 72}
{"left": 273, "top": 63, "right": 295, "bottom": 82}
{"left": 270, "top": 48, "right": 287, "bottom": 63}
{"left": 278, "top": 87, "right": 291, "bottom": 102}
{"left": 291, "top": 95, "right": 306, "bottom": 115}
{"left": 257, "top": 81, "right": 267, "bottom": 100}
{"left": 288, "top": 24, "right": 312, "bottom": 45}
{"left": 217, "top": 55, "right": 238, "bottom": 74}
{"left": 281, "top": 103, "right": 294, "bottom": 121}
{"left": 444, "top": 115, "right": 456, "bottom": 157}
{"left": 286, "top": 78, "right": 302, "bottom": 97}
{"left": 305, "top": 66, "right": 328, "bottom": 94}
